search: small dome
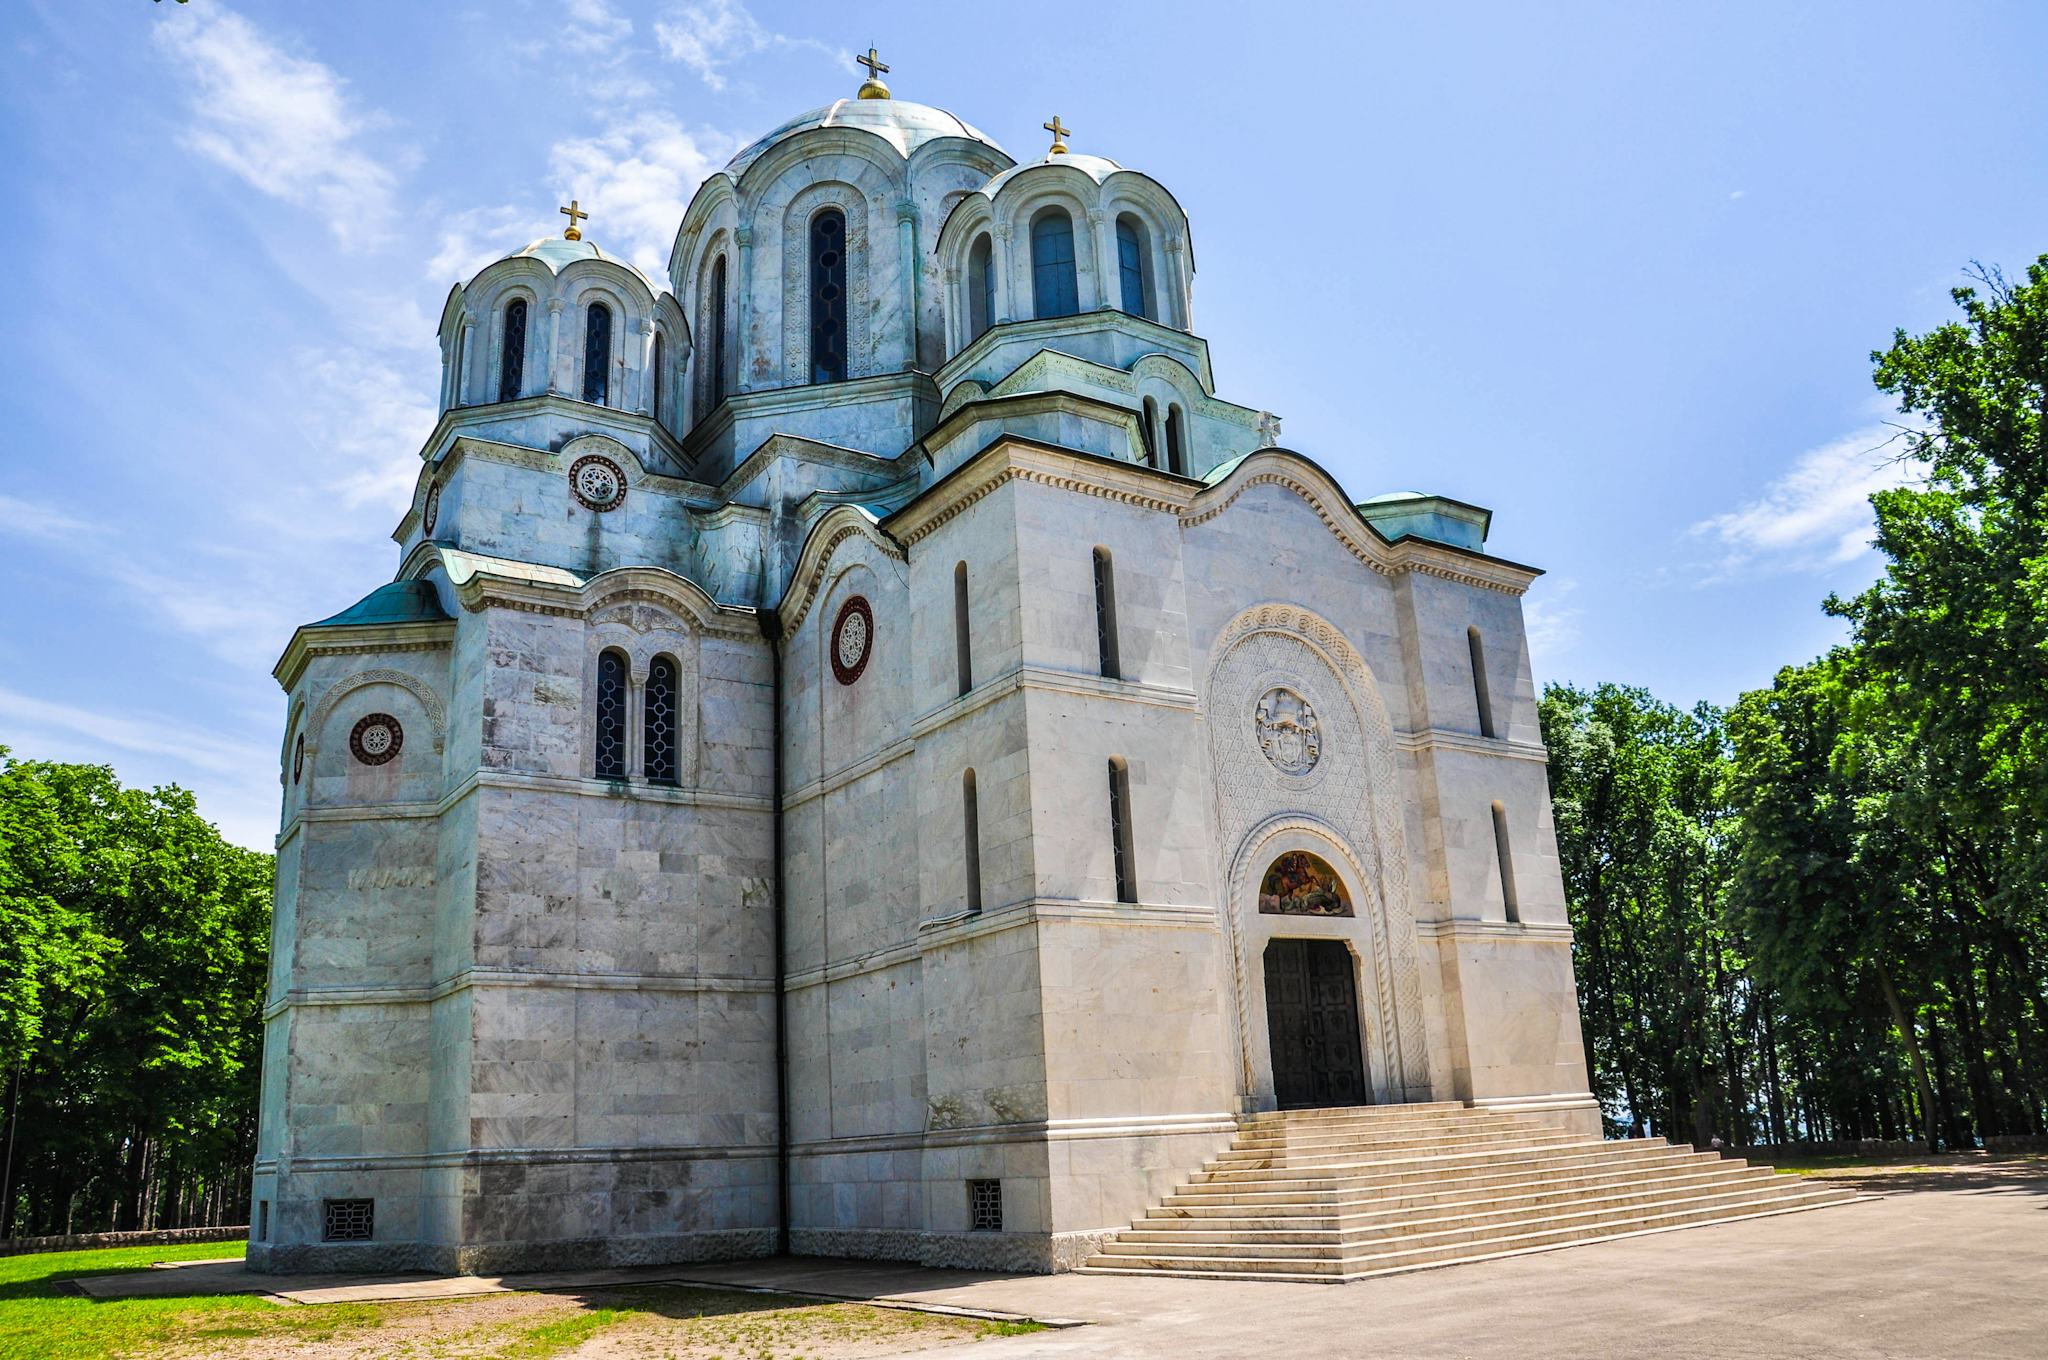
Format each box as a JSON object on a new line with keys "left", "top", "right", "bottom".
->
{"left": 308, "top": 580, "right": 450, "bottom": 629}
{"left": 978, "top": 152, "right": 1124, "bottom": 199}
{"left": 469, "top": 236, "right": 655, "bottom": 289}
{"left": 725, "top": 99, "right": 1007, "bottom": 179}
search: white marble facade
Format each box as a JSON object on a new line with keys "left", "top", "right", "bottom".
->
{"left": 249, "top": 76, "right": 1596, "bottom": 1276}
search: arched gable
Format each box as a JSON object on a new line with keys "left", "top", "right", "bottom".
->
{"left": 775, "top": 505, "right": 906, "bottom": 642}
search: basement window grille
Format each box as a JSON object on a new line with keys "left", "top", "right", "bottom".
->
{"left": 322, "top": 1198, "right": 374, "bottom": 1242}
{"left": 969, "top": 1178, "right": 1003, "bottom": 1232}
{"left": 257, "top": 1200, "right": 269, "bottom": 1242}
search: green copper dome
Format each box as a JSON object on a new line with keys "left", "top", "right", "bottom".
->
{"left": 306, "top": 580, "right": 450, "bottom": 629}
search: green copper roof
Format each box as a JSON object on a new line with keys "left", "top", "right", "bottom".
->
{"left": 307, "top": 580, "right": 451, "bottom": 629}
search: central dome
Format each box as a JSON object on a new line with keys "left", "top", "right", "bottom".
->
{"left": 724, "top": 98, "right": 1007, "bottom": 179}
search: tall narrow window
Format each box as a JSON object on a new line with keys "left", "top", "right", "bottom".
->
{"left": 498, "top": 298, "right": 527, "bottom": 403}
{"left": 651, "top": 332, "right": 665, "bottom": 430}
{"left": 1107, "top": 757, "right": 1136, "bottom": 904}
{"left": 1030, "top": 208, "right": 1078, "bottom": 319}
{"left": 595, "top": 649, "right": 627, "bottom": 780}
{"left": 1140, "top": 397, "right": 1159, "bottom": 467}
{"left": 1165, "top": 404, "right": 1187, "bottom": 476}
{"left": 1092, "top": 547, "right": 1120, "bottom": 680}
{"left": 1116, "top": 215, "right": 1150, "bottom": 319}
{"left": 1491, "top": 801, "right": 1520, "bottom": 923}
{"left": 963, "top": 769, "right": 983, "bottom": 915}
{"left": 810, "top": 209, "right": 847, "bottom": 384}
{"left": 582, "top": 302, "right": 611, "bottom": 405}
{"left": 708, "top": 255, "right": 729, "bottom": 406}
{"left": 449, "top": 324, "right": 468, "bottom": 407}
{"left": 967, "top": 234, "right": 994, "bottom": 341}
{"left": 953, "top": 560, "right": 973, "bottom": 697}
{"left": 1468, "top": 627, "right": 1496, "bottom": 739}
{"left": 644, "top": 654, "right": 679, "bottom": 785}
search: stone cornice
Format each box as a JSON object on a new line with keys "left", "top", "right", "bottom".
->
{"left": 933, "top": 310, "right": 1217, "bottom": 394}
{"left": 774, "top": 506, "right": 908, "bottom": 642}
{"left": 882, "top": 434, "right": 1191, "bottom": 549}
{"left": 272, "top": 620, "right": 455, "bottom": 692}
{"left": 444, "top": 558, "right": 761, "bottom": 637}
{"left": 1395, "top": 728, "right": 1551, "bottom": 764}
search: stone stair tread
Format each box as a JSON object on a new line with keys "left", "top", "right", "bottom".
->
{"left": 1158, "top": 1160, "right": 1774, "bottom": 1214}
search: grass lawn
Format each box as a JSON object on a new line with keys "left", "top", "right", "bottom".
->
{"left": 0, "top": 1240, "right": 1047, "bottom": 1360}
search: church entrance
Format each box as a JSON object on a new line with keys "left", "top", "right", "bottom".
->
{"left": 1263, "top": 939, "right": 1368, "bottom": 1109}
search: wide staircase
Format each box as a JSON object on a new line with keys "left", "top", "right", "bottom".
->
{"left": 1081, "top": 1102, "right": 1857, "bottom": 1282}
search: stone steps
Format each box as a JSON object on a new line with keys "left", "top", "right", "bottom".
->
{"left": 1080, "top": 1104, "right": 1857, "bottom": 1282}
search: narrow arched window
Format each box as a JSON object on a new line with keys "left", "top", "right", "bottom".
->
{"left": 1492, "top": 801, "right": 1520, "bottom": 923}
{"left": 449, "top": 323, "right": 468, "bottom": 407}
{"left": 582, "top": 302, "right": 611, "bottom": 405}
{"left": 644, "top": 654, "right": 679, "bottom": 785}
{"left": 963, "top": 769, "right": 983, "bottom": 915}
{"left": 967, "top": 233, "right": 994, "bottom": 341}
{"left": 1108, "top": 757, "right": 1136, "bottom": 904}
{"left": 1116, "top": 215, "right": 1151, "bottom": 319}
{"left": 708, "top": 255, "right": 728, "bottom": 406}
{"left": 652, "top": 331, "right": 665, "bottom": 431}
{"left": 1093, "top": 547, "right": 1120, "bottom": 680}
{"left": 1140, "top": 397, "right": 1159, "bottom": 467}
{"left": 953, "top": 560, "right": 973, "bottom": 697}
{"left": 1030, "top": 208, "right": 1078, "bottom": 319}
{"left": 1468, "top": 627, "right": 1496, "bottom": 739}
{"left": 810, "top": 209, "right": 847, "bottom": 384}
{"left": 1165, "top": 404, "right": 1187, "bottom": 476}
{"left": 498, "top": 298, "right": 526, "bottom": 403}
{"left": 595, "top": 649, "right": 628, "bottom": 780}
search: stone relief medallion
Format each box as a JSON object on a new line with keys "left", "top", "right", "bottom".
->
{"left": 292, "top": 733, "right": 305, "bottom": 784}
{"left": 349, "top": 713, "right": 403, "bottom": 766}
{"left": 422, "top": 480, "right": 441, "bottom": 535}
{"left": 1255, "top": 686, "right": 1321, "bottom": 775}
{"left": 568, "top": 454, "right": 627, "bottom": 512}
{"left": 830, "top": 595, "right": 873, "bottom": 686}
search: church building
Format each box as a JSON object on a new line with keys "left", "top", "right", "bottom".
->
{"left": 249, "top": 57, "right": 1610, "bottom": 1276}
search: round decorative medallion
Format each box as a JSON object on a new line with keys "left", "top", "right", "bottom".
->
{"left": 830, "top": 595, "right": 873, "bottom": 686}
{"left": 292, "top": 733, "right": 305, "bottom": 784}
{"left": 568, "top": 454, "right": 627, "bottom": 512}
{"left": 422, "top": 480, "right": 441, "bottom": 535}
{"left": 349, "top": 713, "right": 404, "bottom": 766}
{"left": 1254, "top": 686, "right": 1321, "bottom": 775}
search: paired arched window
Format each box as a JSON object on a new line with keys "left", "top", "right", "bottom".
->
{"left": 1165, "top": 404, "right": 1187, "bottom": 476}
{"left": 967, "top": 233, "right": 994, "bottom": 341}
{"left": 953, "top": 561, "right": 973, "bottom": 697}
{"left": 1116, "top": 215, "right": 1152, "bottom": 320}
{"left": 595, "top": 649, "right": 628, "bottom": 780}
{"left": 498, "top": 298, "right": 527, "bottom": 403}
{"left": 645, "top": 655, "right": 679, "bottom": 785}
{"left": 810, "top": 209, "right": 847, "bottom": 384}
{"left": 652, "top": 332, "right": 666, "bottom": 431}
{"left": 1092, "top": 547, "right": 1120, "bottom": 680}
{"left": 1030, "top": 208, "right": 1079, "bottom": 319}
{"left": 1107, "top": 757, "right": 1136, "bottom": 904}
{"left": 1492, "top": 801, "right": 1520, "bottom": 923}
{"left": 962, "top": 769, "right": 983, "bottom": 915}
{"left": 708, "top": 255, "right": 729, "bottom": 407}
{"left": 1468, "top": 627, "right": 1496, "bottom": 739}
{"left": 582, "top": 302, "right": 612, "bottom": 405}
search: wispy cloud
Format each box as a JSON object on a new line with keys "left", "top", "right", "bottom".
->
{"left": 0, "top": 686, "right": 271, "bottom": 777}
{"left": 1689, "top": 424, "right": 1920, "bottom": 580}
{"left": 1524, "top": 577, "right": 1581, "bottom": 675}
{"left": 654, "top": 0, "right": 830, "bottom": 91}
{"left": 296, "top": 350, "right": 440, "bottom": 509}
{"left": 426, "top": 204, "right": 539, "bottom": 288}
{"left": 154, "top": 5, "right": 408, "bottom": 248}
{"left": 0, "top": 495, "right": 105, "bottom": 542}
{"left": 549, "top": 114, "right": 730, "bottom": 278}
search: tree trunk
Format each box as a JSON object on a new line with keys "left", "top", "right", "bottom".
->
{"left": 1875, "top": 963, "right": 1938, "bottom": 1152}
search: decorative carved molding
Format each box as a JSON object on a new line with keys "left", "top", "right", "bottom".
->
{"left": 308, "top": 668, "right": 447, "bottom": 756}
{"left": 778, "top": 514, "right": 906, "bottom": 642}
{"left": 829, "top": 595, "right": 874, "bottom": 685}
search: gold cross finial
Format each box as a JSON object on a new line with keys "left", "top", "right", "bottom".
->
{"left": 559, "top": 199, "right": 589, "bottom": 241}
{"left": 855, "top": 45, "right": 891, "bottom": 99}
{"left": 1043, "top": 115, "right": 1071, "bottom": 155}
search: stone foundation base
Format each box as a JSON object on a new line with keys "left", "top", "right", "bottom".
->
{"left": 789, "top": 1225, "right": 1117, "bottom": 1273}
{"left": 249, "top": 1228, "right": 776, "bottom": 1277}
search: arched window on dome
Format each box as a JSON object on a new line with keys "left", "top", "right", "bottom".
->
{"left": 967, "top": 233, "right": 994, "bottom": 341}
{"left": 810, "top": 209, "right": 847, "bottom": 384}
{"left": 582, "top": 301, "right": 612, "bottom": 405}
{"left": 498, "top": 298, "right": 527, "bottom": 403}
{"left": 651, "top": 331, "right": 666, "bottom": 431}
{"left": 1030, "top": 207, "right": 1079, "bottom": 320}
{"left": 1116, "top": 215, "right": 1153, "bottom": 320}
{"left": 708, "top": 255, "right": 729, "bottom": 407}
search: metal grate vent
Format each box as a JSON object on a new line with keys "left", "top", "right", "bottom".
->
{"left": 968, "top": 1178, "right": 1002, "bottom": 1232}
{"left": 322, "top": 1197, "right": 374, "bottom": 1242}
{"left": 257, "top": 1200, "right": 269, "bottom": 1242}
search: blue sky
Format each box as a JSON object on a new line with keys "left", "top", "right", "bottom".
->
{"left": 3, "top": 0, "right": 2044, "bottom": 849}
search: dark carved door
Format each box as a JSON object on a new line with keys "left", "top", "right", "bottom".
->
{"left": 1263, "top": 938, "right": 1368, "bottom": 1109}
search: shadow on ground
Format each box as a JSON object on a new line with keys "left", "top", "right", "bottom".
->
{"left": 1770, "top": 1150, "right": 2048, "bottom": 1199}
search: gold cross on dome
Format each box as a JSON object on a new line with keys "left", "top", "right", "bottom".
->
{"left": 855, "top": 44, "right": 891, "bottom": 98}
{"left": 1043, "top": 115, "right": 1071, "bottom": 155}
{"left": 559, "top": 199, "right": 589, "bottom": 241}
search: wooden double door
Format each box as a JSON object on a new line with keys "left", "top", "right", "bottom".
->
{"left": 1263, "top": 938, "right": 1369, "bottom": 1108}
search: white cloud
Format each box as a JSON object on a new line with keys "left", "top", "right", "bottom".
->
{"left": 426, "top": 204, "right": 536, "bottom": 287}
{"left": 0, "top": 495, "right": 105, "bottom": 542}
{"left": 1524, "top": 578, "right": 1582, "bottom": 675}
{"left": 654, "top": 0, "right": 829, "bottom": 90}
{"left": 549, "top": 114, "right": 730, "bottom": 279}
{"left": 154, "top": 5, "right": 407, "bottom": 248}
{"left": 295, "top": 350, "right": 440, "bottom": 509}
{"left": 1690, "top": 425, "right": 1921, "bottom": 579}
{"left": 0, "top": 686, "right": 270, "bottom": 778}
{"left": 562, "top": 0, "right": 634, "bottom": 54}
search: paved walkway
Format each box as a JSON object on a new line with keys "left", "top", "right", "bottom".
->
{"left": 79, "top": 1160, "right": 2048, "bottom": 1358}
